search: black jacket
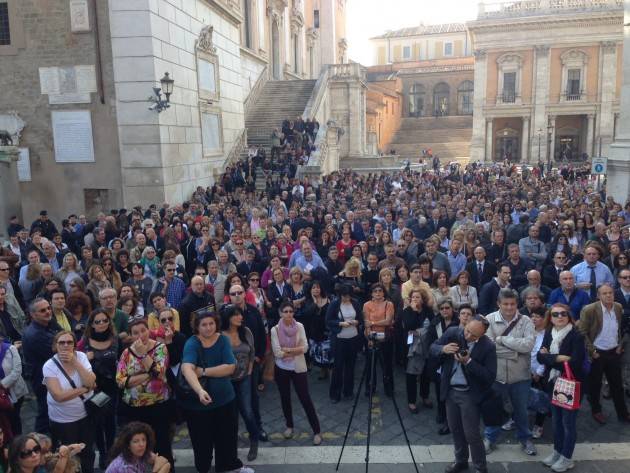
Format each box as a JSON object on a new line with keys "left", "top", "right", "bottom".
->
{"left": 466, "top": 260, "right": 496, "bottom": 292}
{"left": 536, "top": 326, "right": 586, "bottom": 389}
{"left": 242, "top": 303, "right": 267, "bottom": 360}
{"left": 178, "top": 291, "right": 216, "bottom": 337}
{"left": 478, "top": 279, "right": 504, "bottom": 315}
{"left": 430, "top": 326, "right": 497, "bottom": 403}
{"left": 325, "top": 297, "right": 364, "bottom": 340}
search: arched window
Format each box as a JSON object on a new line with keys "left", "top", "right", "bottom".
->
{"left": 457, "top": 81, "right": 474, "bottom": 115}
{"left": 433, "top": 82, "right": 450, "bottom": 116}
{"left": 408, "top": 83, "right": 425, "bottom": 117}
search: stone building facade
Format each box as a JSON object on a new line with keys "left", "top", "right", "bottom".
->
{"left": 468, "top": 0, "right": 623, "bottom": 163}
{"left": 0, "top": 0, "right": 347, "bottom": 225}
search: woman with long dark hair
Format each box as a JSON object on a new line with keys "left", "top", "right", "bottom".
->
{"left": 302, "top": 281, "right": 332, "bottom": 380}
{"left": 220, "top": 306, "right": 260, "bottom": 461}
{"left": 77, "top": 309, "right": 118, "bottom": 469}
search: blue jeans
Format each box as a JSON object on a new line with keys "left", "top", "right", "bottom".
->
{"left": 484, "top": 380, "right": 531, "bottom": 443}
{"left": 551, "top": 405, "right": 578, "bottom": 459}
{"left": 233, "top": 375, "right": 261, "bottom": 441}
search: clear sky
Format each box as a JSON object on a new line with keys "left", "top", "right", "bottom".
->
{"left": 346, "top": 0, "right": 480, "bottom": 66}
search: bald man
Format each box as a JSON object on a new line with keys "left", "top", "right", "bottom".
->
{"left": 178, "top": 276, "right": 215, "bottom": 337}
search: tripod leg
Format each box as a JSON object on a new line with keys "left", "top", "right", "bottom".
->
{"left": 336, "top": 350, "right": 368, "bottom": 471}
{"left": 376, "top": 350, "right": 421, "bottom": 473}
{"left": 365, "top": 345, "right": 378, "bottom": 473}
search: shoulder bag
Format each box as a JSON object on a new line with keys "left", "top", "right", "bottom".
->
{"left": 551, "top": 361, "right": 581, "bottom": 411}
{"left": 176, "top": 337, "right": 210, "bottom": 401}
{"left": 52, "top": 357, "right": 111, "bottom": 420}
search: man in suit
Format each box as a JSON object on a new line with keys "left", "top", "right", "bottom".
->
{"left": 430, "top": 317, "right": 497, "bottom": 473}
{"left": 577, "top": 283, "right": 630, "bottom": 424}
{"left": 478, "top": 264, "right": 511, "bottom": 316}
{"left": 485, "top": 229, "right": 507, "bottom": 267}
{"left": 615, "top": 268, "right": 630, "bottom": 394}
{"left": 547, "top": 271, "right": 591, "bottom": 320}
{"left": 427, "top": 208, "right": 445, "bottom": 236}
{"left": 541, "top": 251, "right": 568, "bottom": 289}
{"left": 466, "top": 246, "right": 496, "bottom": 293}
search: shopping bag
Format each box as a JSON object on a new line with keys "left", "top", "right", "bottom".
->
{"left": 551, "top": 361, "right": 581, "bottom": 411}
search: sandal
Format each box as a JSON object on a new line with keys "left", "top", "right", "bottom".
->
{"left": 257, "top": 383, "right": 265, "bottom": 392}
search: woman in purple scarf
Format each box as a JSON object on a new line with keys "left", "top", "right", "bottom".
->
{"left": 271, "top": 301, "right": 322, "bottom": 445}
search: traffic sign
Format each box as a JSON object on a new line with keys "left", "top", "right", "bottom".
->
{"left": 591, "top": 157, "right": 607, "bottom": 175}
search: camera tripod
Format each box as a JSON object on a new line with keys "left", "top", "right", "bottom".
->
{"left": 336, "top": 339, "right": 420, "bottom": 473}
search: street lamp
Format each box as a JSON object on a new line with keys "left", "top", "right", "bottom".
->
{"left": 536, "top": 128, "right": 543, "bottom": 162}
{"left": 148, "top": 72, "right": 175, "bottom": 113}
{"left": 546, "top": 121, "right": 554, "bottom": 169}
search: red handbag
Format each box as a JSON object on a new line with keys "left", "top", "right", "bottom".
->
{"left": 0, "top": 386, "right": 12, "bottom": 411}
{"left": 551, "top": 361, "right": 581, "bottom": 411}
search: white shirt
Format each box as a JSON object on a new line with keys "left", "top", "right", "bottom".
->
{"left": 42, "top": 351, "right": 93, "bottom": 423}
{"left": 338, "top": 302, "right": 358, "bottom": 339}
{"left": 593, "top": 304, "right": 619, "bottom": 351}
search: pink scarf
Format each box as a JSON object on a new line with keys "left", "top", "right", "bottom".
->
{"left": 278, "top": 319, "right": 298, "bottom": 349}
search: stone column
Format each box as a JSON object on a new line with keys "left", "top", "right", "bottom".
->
{"left": 521, "top": 117, "right": 530, "bottom": 162}
{"left": 548, "top": 115, "right": 556, "bottom": 164}
{"left": 0, "top": 146, "right": 22, "bottom": 241}
{"left": 598, "top": 41, "right": 618, "bottom": 157}
{"left": 485, "top": 118, "right": 494, "bottom": 161}
{"left": 471, "top": 49, "right": 488, "bottom": 161}
{"left": 607, "top": 1, "right": 630, "bottom": 204}
{"left": 532, "top": 45, "right": 550, "bottom": 161}
{"left": 586, "top": 114, "right": 595, "bottom": 158}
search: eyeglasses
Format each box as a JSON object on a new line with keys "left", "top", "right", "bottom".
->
{"left": 57, "top": 340, "right": 74, "bottom": 346}
{"left": 93, "top": 319, "right": 109, "bottom": 325}
{"left": 0, "top": 268, "right": 9, "bottom": 272}
{"left": 160, "top": 316, "right": 174, "bottom": 323}
{"left": 195, "top": 273, "right": 206, "bottom": 277}
{"left": 551, "top": 311, "right": 570, "bottom": 318}
{"left": 37, "top": 307, "right": 51, "bottom": 313}
{"left": 440, "top": 306, "right": 452, "bottom": 310}
{"left": 165, "top": 268, "right": 176, "bottom": 272}
{"left": 20, "top": 445, "right": 41, "bottom": 459}
{"left": 211, "top": 242, "right": 220, "bottom": 246}
{"left": 619, "top": 275, "right": 630, "bottom": 280}
{"left": 229, "top": 290, "right": 244, "bottom": 296}
{"left": 281, "top": 309, "right": 294, "bottom": 314}
{"left": 249, "top": 278, "right": 260, "bottom": 282}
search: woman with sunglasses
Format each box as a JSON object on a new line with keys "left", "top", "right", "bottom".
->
{"left": 43, "top": 331, "right": 96, "bottom": 473}
{"left": 116, "top": 319, "right": 173, "bottom": 466}
{"left": 271, "top": 301, "right": 322, "bottom": 445}
{"left": 537, "top": 303, "right": 585, "bottom": 472}
{"left": 78, "top": 309, "right": 118, "bottom": 469}
{"left": 7, "top": 434, "right": 74, "bottom": 473}
{"left": 128, "top": 264, "right": 153, "bottom": 310}
{"left": 179, "top": 311, "right": 254, "bottom": 473}
{"left": 153, "top": 308, "right": 186, "bottom": 391}
{"left": 105, "top": 422, "right": 170, "bottom": 473}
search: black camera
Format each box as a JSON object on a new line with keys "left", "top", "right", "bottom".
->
{"left": 458, "top": 347, "right": 468, "bottom": 357}
{"left": 368, "top": 332, "right": 385, "bottom": 342}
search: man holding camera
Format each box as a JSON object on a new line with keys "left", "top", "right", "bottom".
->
{"left": 430, "top": 317, "right": 496, "bottom": 473}
{"left": 483, "top": 288, "right": 537, "bottom": 456}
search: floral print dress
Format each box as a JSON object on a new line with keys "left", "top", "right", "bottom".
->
{"left": 116, "top": 342, "right": 170, "bottom": 407}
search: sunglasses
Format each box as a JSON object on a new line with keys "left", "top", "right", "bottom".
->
{"left": 229, "top": 291, "right": 244, "bottom": 296}
{"left": 551, "top": 311, "right": 570, "bottom": 318}
{"left": 20, "top": 445, "right": 41, "bottom": 459}
{"left": 57, "top": 340, "right": 74, "bottom": 346}
{"left": 249, "top": 278, "right": 260, "bottom": 282}
{"left": 281, "top": 309, "right": 294, "bottom": 314}
{"left": 0, "top": 268, "right": 9, "bottom": 272}
{"left": 160, "top": 317, "right": 174, "bottom": 323}
{"left": 93, "top": 319, "right": 109, "bottom": 325}
{"left": 165, "top": 268, "right": 176, "bottom": 272}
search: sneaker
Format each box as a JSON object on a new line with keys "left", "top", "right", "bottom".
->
{"left": 501, "top": 419, "right": 515, "bottom": 431}
{"left": 542, "top": 450, "right": 561, "bottom": 467}
{"left": 313, "top": 434, "right": 322, "bottom": 445}
{"left": 231, "top": 467, "right": 255, "bottom": 473}
{"left": 283, "top": 427, "right": 294, "bottom": 439}
{"left": 532, "top": 425, "right": 544, "bottom": 439}
{"left": 483, "top": 438, "right": 496, "bottom": 454}
{"left": 551, "top": 455, "right": 575, "bottom": 472}
{"left": 521, "top": 440, "right": 537, "bottom": 456}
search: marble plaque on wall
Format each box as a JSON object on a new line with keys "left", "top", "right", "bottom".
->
{"left": 17, "top": 148, "right": 31, "bottom": 182}
{"left": 70, "top": 0, "right": 90, "bottom": 33}
{"left": 52, "top": 110, "right": 95, "bottom": 163}
{"left": 39, "top": 65, "right": 96, "bottom": 104}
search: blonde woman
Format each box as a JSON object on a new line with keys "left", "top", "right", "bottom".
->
{"left": 338, "top": 257, "right": 365, "bottom": 301}
{"left": 57, "top": 253, "right": 84, "bottom": 292}
{"left": 86, "top": 265, "right": 111, "bottom": 303}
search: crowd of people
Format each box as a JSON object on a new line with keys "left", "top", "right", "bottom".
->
{"left": 0, "top": 136, "right": 629, "bottom": 473}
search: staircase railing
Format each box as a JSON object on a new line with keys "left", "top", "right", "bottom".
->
{"left": 224, "top": 128, "right": 248, "bottom": 168}
{"left": 302, "top": 66, "right": 330, "bottom": 120}
{"left": 244, "top": 66, "right": 269, "bottom": 118}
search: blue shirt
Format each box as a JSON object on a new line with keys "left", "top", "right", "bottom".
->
{"left": 547, "top": 288, "right": 591, "bottom": 320}
{"left": 180, "top": 335, "right": 236, "bottom": 411}
{"left": 291, "top": 253, "right": 326, "bottom": 273}
{"left": 570, "top": 261, "right": 614, "bottom": 288}
{"left": 447, "top": 251, "right": 467, "bottom": 279}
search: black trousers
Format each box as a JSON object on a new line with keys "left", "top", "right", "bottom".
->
{"left": 406, "top": 364, "right": 431, "bottom": 404}
{"left": 32, "top": 382, "right": 49, "bottom": 434}
{"left": 7, "top": 397, "right": 23, "bottom": 435}
{"left": 50, "top": 416, "right": 95, "bottom": 473}
{"left": 275, "top": 366, "right": 321, "bottom": 433}
{"left": 184, "top": 400, "right": 243, "bottom": 473}
{"left": 365, "top": 338, "right": 393, "bottom": 391}
{"left": 122, "top": 401, "right": 174, "bottom": 465}
{"left": 94, "top": 395, "right": 117, "bottom": 459}
{"left": 250, "top": 362, "right": 263, "bottom": 429}
{"left": 330, "top": 336, "right": 359, "bottom": 400}
{"left": 588, "top": 349, "right": 629, "bottom": 417}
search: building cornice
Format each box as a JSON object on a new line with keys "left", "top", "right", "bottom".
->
{"left": 203, "top": 0, "right": 243, "bottom": 25}
{"left": 468, "top": 12, "right": 622, "bottom": 34}
{"left": 397, "top": 64, "right": 474, "bottom": 75}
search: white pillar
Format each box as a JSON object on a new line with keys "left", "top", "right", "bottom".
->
{"left": 586, "top": 114, "right": 595, "bottom": 158}
{"left": 532, "top": 45, "right": 550, "bottom": 161}
{"left": 598, "top": 41, "right": 618, "bottom": 157}
{"left": 548, "top": 115, "right": 556, "bottom": 164}
{"left": 607, "top": 1, "right": 630, "bottom": 204}
{"left": 471, "top": 49, "right": 488, "bottom": 161}
{"left": 521, "top": 117, "right": 530, "bottom": 162}
{"left": 486, "top": 118, "right": 494, "bottom": 161}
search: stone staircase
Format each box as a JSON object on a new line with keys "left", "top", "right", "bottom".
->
{"left": 388, "top": 116, "right": 473, "bottom": 163}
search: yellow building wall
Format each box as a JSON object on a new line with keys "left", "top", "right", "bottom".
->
{"left": 366, "top": 80, "right": 402, "bottom": 152}
{"left": 520, "top": 50, "right": 533, "bottom": 104}
{"left": 486, "top": 52, "right": 499, "bottom": 104}
{"left": 377, "top": 46, "right": 386, "bottom": 65}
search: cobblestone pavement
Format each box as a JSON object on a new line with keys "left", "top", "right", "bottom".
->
{"left": 21, "top": 353, "right": 630, "bottom": 450}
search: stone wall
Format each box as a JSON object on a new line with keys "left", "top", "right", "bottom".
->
{"left": 0, "top": 0, "right": 122, "bottom": 223}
